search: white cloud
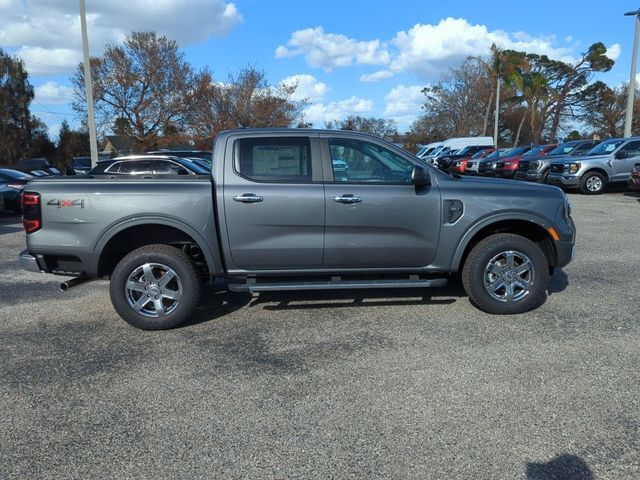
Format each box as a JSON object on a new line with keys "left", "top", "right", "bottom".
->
{"left": 303, "top": 96, "right": 374, "bottom": 126}
{"left": 390, "top": 18, "right": 575, "bottom": 79}
{"left": 606, "top": 43, "right": 621, "bottom": 62}
{"left": 280, "top": 74, "right": 328, "bottom": 102}
{"left": 360, "top": 70, "right": 394, "bottom": 82}
{"left": 384, "top": 85, "right": 425, "bottom": 130}
{"left": 277, "top": 18, "right": 579, "bottom": 81}
{"left": 1, "top": 0, "right": 242, "bottom": 75}
{"left": 275, "top": 26, "right": 390, "bottom": 72}
{"left": 35, "top": 81, "right": 75, "bottom": 104}
{"left": 17, "top": 47, "right": 81, "bottom": 75}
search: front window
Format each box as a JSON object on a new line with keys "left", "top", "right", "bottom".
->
{"left": 329, "top": 138, "right": 414, "bottom": 184}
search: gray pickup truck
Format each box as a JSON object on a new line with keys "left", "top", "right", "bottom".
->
{"left": 20, "top": 129, "right": 576, "bottom": 330}
{"left": 547, "top": 137, "right": 640, "bottom": 194}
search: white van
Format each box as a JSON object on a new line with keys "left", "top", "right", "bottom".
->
{"left": 423, "top": 136, "right": 494, "bottom": 164}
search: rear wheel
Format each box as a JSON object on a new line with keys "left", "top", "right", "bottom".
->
{"left": 462, "top": 234, "right": 549, "bottom": 314}
{"left": 579, "top": 171, "right": 605, "bottom": 194}
{"left": 110, "top": 244, "right": 201, "bottom": 330}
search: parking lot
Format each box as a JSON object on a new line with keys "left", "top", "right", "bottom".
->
{"left": 1, "top": 190, "right": 639, "bottom": 479}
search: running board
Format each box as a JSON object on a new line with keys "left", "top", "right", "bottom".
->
{"left": 228, "top": 277, "right": 447, "bottom": 293}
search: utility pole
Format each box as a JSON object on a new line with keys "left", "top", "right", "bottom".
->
{"left": 624, "top": 9, "right": 640, "bottom": 137}
{"left": 493, "top": 74, "right": 501, "bottom": 147}
{"left": 80, "top": 0, "right": 99, "bottom": 167}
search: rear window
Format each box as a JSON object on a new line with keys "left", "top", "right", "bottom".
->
{"left": 235, "top": 137, "right": 312, "bottom": 182}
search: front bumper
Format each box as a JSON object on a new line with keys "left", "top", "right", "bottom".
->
{"left": 555, "top": 241, "right": 576, "bottom": 268}
{"left": 514, "top": 171, "right": 544, "bottom": 182}
{"left": 547, "top": 173, "right": 580, "bottom": 188}
{"left": 19, "top": 250, "right": 44, "bottom": 272}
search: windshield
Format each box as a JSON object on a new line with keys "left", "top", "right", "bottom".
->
{"left": 0, "top": 169, "right": 32, "bottom": 180}
{"left": 471, "top": 149, "right": 492, "bottom": 159}
{"left": 587, "top": 139, "right": 624, "bottom": 155}
{"left": 174, "top": 158, "right": 208, "bottom": 174}
{"left": 416, "top": 146, "right": 428, "bottom": 157}
{"left": 548, "top": 143, "right": 578, "bottom": 156}
{"left": 73, "top": 157, "right": 91, "bottom": 168}
{"left": 523, "top": 146, "right": 548, "bottom": 157}
{"left": 485, "top": 149, "right": 506, "bottom": 160}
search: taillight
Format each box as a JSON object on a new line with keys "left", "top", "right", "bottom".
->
{"left": 21, "top": 192, "right": 41, "bottom": 234}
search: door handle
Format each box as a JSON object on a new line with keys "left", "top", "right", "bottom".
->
{"left": 233, "top": 194, "right": 263, "bottom": 203}
{"left": 334, "top": 194, "right": 362, "bottom": 204}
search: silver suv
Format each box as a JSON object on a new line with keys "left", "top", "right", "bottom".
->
{"left": 547, "top": 137, "right": 640, "bottom": 194}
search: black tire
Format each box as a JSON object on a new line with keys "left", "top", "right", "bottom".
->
{"left": 541, "top": 169, "right": 549, "bottom": 184}
{"left": 462, "top": 233, "right": 549, "bottom": 315}
{"left": 579, "top": 171, "right": 605, "bottom": 195}
{"left": 109, "top": 244, "right": 201, "bottom": 330}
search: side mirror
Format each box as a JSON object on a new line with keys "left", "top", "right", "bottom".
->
{"left": 411, "top": 165, "right": 430, "bottom": 188}
{"left": 615, "top": 150, "right": 628, "bottom": 159}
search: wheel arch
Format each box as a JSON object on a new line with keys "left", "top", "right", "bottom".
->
{"left": 451, "top": 215, "right": 557, "bottom": 273}
{"left": 582, "top": 168, "right": 609, "bottom": 182}
{"left": 94, "top": 218, "right": 222, "bottom": 277}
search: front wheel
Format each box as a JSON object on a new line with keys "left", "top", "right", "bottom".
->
{"left": 579, "top": 171, "right": 605, "bottom": 194}
{"left": 462, "top": 234, "right": 549, "bottom": 314}
{"left": 110, "top": 244, "right": 201, "bottom": 330}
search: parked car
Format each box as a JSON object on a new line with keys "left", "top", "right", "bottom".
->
{"left": 16, "top": 158, "right": 61, "bottom": 176}
{"left": 66, "top": 157, "right": 92, "bottom": 175}
{"left": 146, "top": 150, "right": 212, "bottom": 162}
{"left": 495, "top": 144, "right": 556, "bottom": 179}
{"left": 515, "top": 140, "right": 601, "bottom": 183}
{"left": 19, "top": 128, "right": 576, "bottom": 330}
{"left": 449, "top": 148, "right": 497, "bottom": 175}
{"left": 0, "top": 168, "right": 32, "bottom": 212}
{"left": 547, "top": 137, "right": 640, "bottom": 194}
{"left": 416, "top": 142, "right": 443, "bottom": 159}
{"left": 89, "top": 155, "right": 209, "bottom": 176}
{"left": 465, "top": 148, "right": 507, "bottom": 176}
{"left": 628, "top": 162, "right": 640, "bottom": 191}
{"left": 422, "top": 136, "right": 494, "bottom": 165}
{"left": 478, "top": 146, "right": 533, "bottom": 177}
{"left": 437, "top": 145, "right": 495, "bottom": 171}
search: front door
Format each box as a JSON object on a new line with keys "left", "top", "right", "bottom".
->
{"left": 322, "top": 137, "right": 441, "bottom": 268}
{"left": 223, "top": 135, "right": 325, "bottom": 270}
{"left": 612, "top": 140, "right": 640, "bottom": 181}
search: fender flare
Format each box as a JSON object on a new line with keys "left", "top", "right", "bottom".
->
{"left": 450, "top": 211, "right": 554, "bottom": 271}
{"left": 93, "top": 215, "right": 223, "bottom": 275}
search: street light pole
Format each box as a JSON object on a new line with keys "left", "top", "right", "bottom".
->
{"left": 493, "top": 74, "right": 500, "bottom": 147}
{"left": 79, "top": 0, "right": 99, "bottom": 167}
{"left": 624, "top": 9, "right": 640, "bottom": 138}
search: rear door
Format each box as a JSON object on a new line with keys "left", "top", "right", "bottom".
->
{"left": 321, "top": 136, "right": 441, "bottom": 268}
{"left": 222, "top": 134, "right": 325, "bottom": 271}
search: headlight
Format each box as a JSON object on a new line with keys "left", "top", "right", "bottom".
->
{"left": 567, "top": 162, "right": 581, "bottom": 174}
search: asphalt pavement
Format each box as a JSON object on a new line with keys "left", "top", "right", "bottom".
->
{"left": 1, "top": 190, "right": 639, "bottom": 479}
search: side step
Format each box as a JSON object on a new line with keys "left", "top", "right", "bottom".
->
{"left": 228, "top": 277, "right": 447, "bottom": 293}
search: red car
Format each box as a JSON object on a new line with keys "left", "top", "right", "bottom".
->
{"left": 629, "top": 162, "right": 640, "bottom": 191}
{"left": 449, "top": 148, "right": 496, "bottom": 175}
{"left": 495, "top": 144, "right": 557, "bottom": 179}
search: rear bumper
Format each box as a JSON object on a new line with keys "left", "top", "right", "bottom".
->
{"left": 19, "top": 250, "right": 44, "bottom": 272}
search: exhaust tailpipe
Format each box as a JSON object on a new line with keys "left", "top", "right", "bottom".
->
{"left": 60, "top": 276, "right": 92, "bottom": 292}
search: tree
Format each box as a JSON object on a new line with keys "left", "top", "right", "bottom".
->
{"left": 0, "top": 48, "right": 34, "bottom": 163}
{"left": 26, "top": 117, "right": 56, "bottom": 159}
{"left": 420, "top": 59, "right": 492, "bottom": 138}
{"left": 546, "top": 43, "right": 614, "bottom": 141}
{"left": 57, "top": 119, "right": 89, "bottom": 164}
{"left": 324, "top": 115, "right": 398, "bottom": 140}
{"left": 189, "top": 66, "right": 305, "bottom": 140}
{"left": 72, "top": 31, "right": 208, "bottom": 150}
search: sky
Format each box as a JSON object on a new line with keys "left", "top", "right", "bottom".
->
{"left": 1, "top": 0, "right": 638, "bottom": 138}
